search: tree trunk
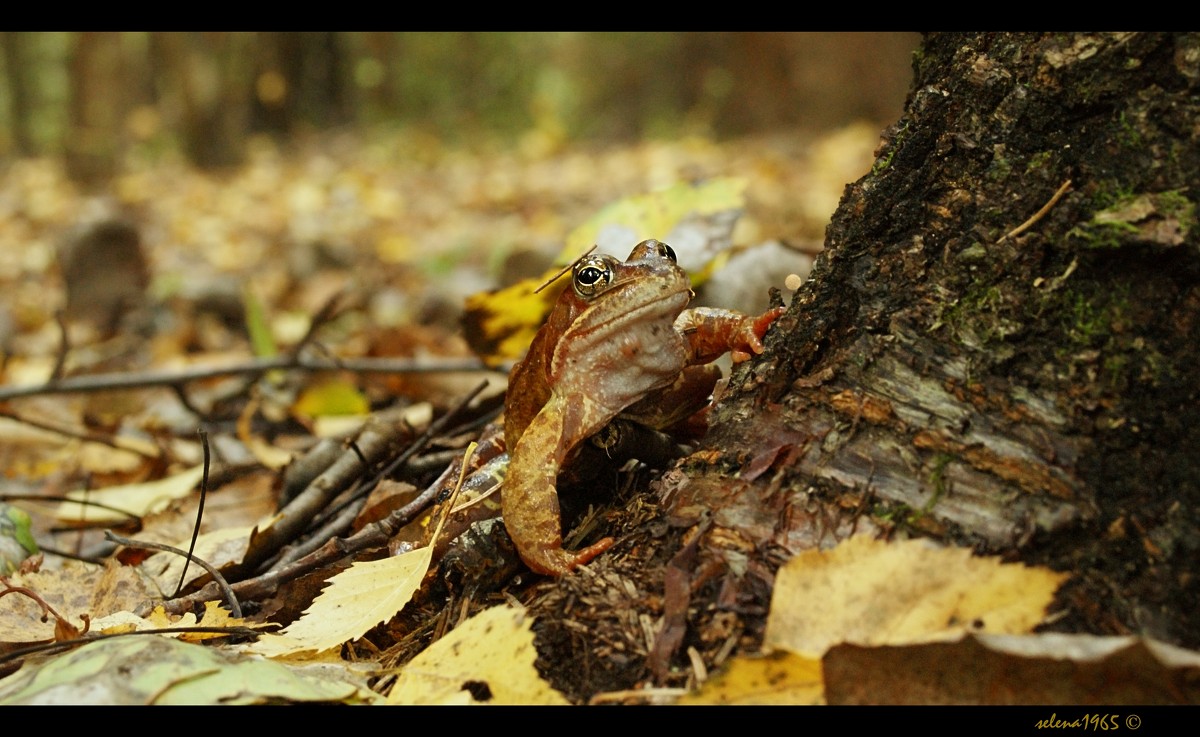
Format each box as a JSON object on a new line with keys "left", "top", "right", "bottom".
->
{"left": 712, "top": 30, "right": 1200, "bottom": 644}
{"left": 530, "top": 32, "right": 1200, "bottom": 700}
{"left": 1, "top": 33, "right": 34, "bottom": 156}
{"left": 152, "top": 33, "right": 252, "bottom": 170}
{"left": 65, "top": 32, "right": 125, "bottom": 185}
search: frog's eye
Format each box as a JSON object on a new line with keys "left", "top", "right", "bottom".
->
{"left": 634, "top": 239, "right": 677, "bottom": 264}
{"left": 573, "top": 256, "right": 614, "bottom": 298}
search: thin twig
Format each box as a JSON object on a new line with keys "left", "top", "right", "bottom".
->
{"left": 152, "top": 381, "right": 493, "bottom": 616}
{"left": 175, "top": 429, "right": 211, "bottom": 597}
{"left": 0, "top": 407, "right": 160, "bottom": 458}
{"left": 169, "top": 383, "right": 212, "bottom": 421}
{"left": 149, "top": 463, "right": 452, "bottom": 617}
{"left": 0, "top": 354, "right": 494, "bottom": 401}
{"left": 271, "top": 380, "right": 493, "bottom": 569}
{"left": 50, "top": 310, "right": 69, "bottom": 382}
{"left": 534, "top": 245, "right": 596, "bottom": 294}
{"left": 998, "top": 179, "right": 1073, "bottom": 243}
{"left": 106, "top": 531, "right": 242, "bottom": 618}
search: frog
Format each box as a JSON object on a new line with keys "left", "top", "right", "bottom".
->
{"left": 501, "top": 238, "right": 785, "bottom": 576}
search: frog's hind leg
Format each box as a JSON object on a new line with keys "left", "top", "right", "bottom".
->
{"left": 502, "top": 395, "right": 615, "bottom": 576}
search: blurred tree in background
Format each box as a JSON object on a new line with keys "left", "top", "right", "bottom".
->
{"left": 0, "top": 32, "right": 919, "bottom": 183}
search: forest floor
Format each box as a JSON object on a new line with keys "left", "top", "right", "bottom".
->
{"left": 0, "top": 124, "right": 880, "bottom": 703}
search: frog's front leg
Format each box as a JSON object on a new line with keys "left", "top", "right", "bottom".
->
{"left": 676, "top": 306, "right": 786, "bottom": 364}
{"left": 502, "top": 394, "right": 615, "bottom": 575}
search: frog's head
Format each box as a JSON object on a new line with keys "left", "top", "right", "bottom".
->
{"left": 563, "top": 239, "right": 693, "bottom": 335}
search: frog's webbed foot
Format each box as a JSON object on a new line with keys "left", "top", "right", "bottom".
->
{"left": 730, "top": 305, "right": 787, "bottom": 363}
{"left": 677, "top": 305, "right": 787, "bottom": 364}
{"left": 520, "top": 536, "right": 615, "bottom": 576}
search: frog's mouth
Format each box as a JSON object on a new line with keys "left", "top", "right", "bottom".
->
{"left": 584, "top": 278, "right": 693, "bottom": 330}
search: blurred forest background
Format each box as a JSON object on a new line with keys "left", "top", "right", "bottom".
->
{"left": 0, "top": 32, "right": 920, "bottom": 179}
{"left": 0, "top": 32, "right": 921, "bottom": 391}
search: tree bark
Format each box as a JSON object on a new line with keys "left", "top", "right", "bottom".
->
{"left": 706, "top": 31, "right": 1200, "bottom": 645}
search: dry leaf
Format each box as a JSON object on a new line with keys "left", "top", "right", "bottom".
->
{"left": 677, "top": 651, "right": 823, "bottom": 705}
{"left": 823, "top": 632, "right": 1200, "bottom": 704}
{"left": 0, "top": 562, "right": 121, "bottom": 643}
{"left": 249, "top": 547, "right": 432, "bottom": 657}
{"left": 88, "top": 601, "right": 267, "bottom": 642}
{"left": 386, "top": 604, "right": 570, "bottom": 705}
{"left": 764, "top": 535, "right": 1069, "bottom": 657}
{"left": 53, "top": 465, "right": 205, "bottom": 523}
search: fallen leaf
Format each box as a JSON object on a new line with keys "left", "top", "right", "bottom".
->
{"left": 823, "top": 632, "right": 1200, "bottom": 704}
{"left": 0, "top": 562, "right": 128, "bottom": 644}
{"left": 52, "top": 465, "right": 205, "bottom": 524}
{"left": 0, "top": 636, "right": 375, "bottom": 705}
{"left": 142, "top": 527, "right": 252, "bottom": 597}
{"left": 89, "top": 601, "right": 270, "bottom": 642}
{"left": 291, "top": 376, "right": 370, "bottom": 419}
{"left": 562, "top": 176, "right": 747, "bottom": 272}
{"left": 677, "top": 651, "right": 823, "bottom": 705}
{"left": 386, "top": 604, "right": 570, "bottom": 705}
{"left": 764, "top": 534, "right": 1068, "bottom": 657}
{"left": 249, "top": 546, "right": 432, "bottom": 657}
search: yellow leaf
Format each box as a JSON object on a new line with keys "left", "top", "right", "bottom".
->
{"left": 678, "top": 651, "right": 824, "bottom": 705}
{"left": 249, "top": 547, "right": 432, "bottom": 657}
{"left": 460, "top": 275, "right": 563, "bottom": 367}
{"left": 89, "top": 601, "right": 269, "bottom": 642}
{"left": 291, "top": 377, "right": 369, "bottom": 419}
{"left": 764, "top": 535, "right": 1069, "bottom": 658}
{"left": 387, "top": 604, "right": 570, "bottom": 705}
{"left": 52, "top": 465, "right": 205, "bottom": 523}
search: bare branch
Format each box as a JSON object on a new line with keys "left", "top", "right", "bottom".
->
{"left": 0, "top": 355, "right": 494, "bottom": 401}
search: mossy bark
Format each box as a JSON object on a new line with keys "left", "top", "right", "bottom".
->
{"left": 697, "top": 31, "right": 1200, "bottom": 648}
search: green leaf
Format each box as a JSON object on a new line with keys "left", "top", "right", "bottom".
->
{"left": 242, "top": 285, "right": 278, "bottom": 359}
